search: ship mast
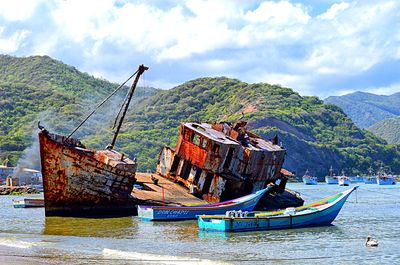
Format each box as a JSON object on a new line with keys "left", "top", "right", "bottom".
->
{"left": 107, "top": 64, "right": 148, "bottom": 150}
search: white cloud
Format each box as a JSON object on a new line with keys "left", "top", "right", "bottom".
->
{"left": 0, "top": 27, "right": 29, "bottom": 53}
{"left": 0, "top": 0, "right": 42, "bottom": 21}
{"left": 318, "top": 2, "right": 350, "bottom": 20}
{"left": 366, "top": 83, "right": 400, "bottom": 96}
{"left": 245, "top": 1, "right": 310, "bottom": 24}
{"left": 51, "top": 0, "right": 115, "bottom": 43}
{"left": 0, "top": 0, "right": 399, "bottom": 97}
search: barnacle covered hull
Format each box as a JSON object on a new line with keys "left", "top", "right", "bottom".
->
{"left": 39, "top": 130, "right": 137, "bottom": 217}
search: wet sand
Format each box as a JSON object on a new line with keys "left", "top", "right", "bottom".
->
{"left": 0, "top": 245, "right": 52, "bottom": 264}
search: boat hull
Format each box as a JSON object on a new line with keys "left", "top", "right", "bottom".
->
{"left": 377, "top": 177, "right": 396, "bottom": 185}
{"left": 198, "top": 187, "right": 357, "bottom": 232}
{"left": 364, "top": 177, "right": 377, "bottom": 184}
{"left": 138, "top": 187, "right": 269, "bottom": 221}
{"left": 325, "top": 176, "right": 338, "bottom": 184}
{"left": 303, "top": 178, "right": 317, "bottom": 185}
{"left": 338, "top": 177, "right": 350, "bottom": 186}
{"left": 39, "top": 130, "right": 137, "bottom": 217}
{"left": 13, "top": 198, "right": 45, "bottom": 208}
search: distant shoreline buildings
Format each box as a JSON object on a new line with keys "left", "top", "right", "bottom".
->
{"left": 0, "top": 165, "right": 42, "bottom": 186}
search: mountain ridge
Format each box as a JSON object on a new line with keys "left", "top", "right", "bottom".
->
{"left": 368, "top": 117, "right": 400, "bottom": 144}
{"left": 325, "top": 91, "right": 400, "bottom": 128}
{"left": 1, "top": 55, "right": 399, "bottom": 177}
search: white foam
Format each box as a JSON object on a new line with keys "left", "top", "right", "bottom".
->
{"left": 0, "top": 238, "right": 36, "bottom": 249}
{"left": 102, "top": 248, "right": 231, "bottom": 265}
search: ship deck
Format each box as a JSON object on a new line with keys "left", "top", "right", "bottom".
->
{"left": 133, "top": 173, "right": 207, "bottom": 206}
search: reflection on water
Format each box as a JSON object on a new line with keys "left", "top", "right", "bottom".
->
{"left": 198, "top": 224, "right": 344, "bottom": 241}
{"left": 0, "top": 184, "right": 399, "bottom": 264}
{"left": 43, "top": 216, "right": 136, "bottom": 238}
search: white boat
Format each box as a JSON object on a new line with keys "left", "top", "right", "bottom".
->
{"left": 13, "top": 198, "right": 44, "bottom": 208}
{"left": 302, "top": 170, "right": 317, "bottom": 185}
{"left": 325, "top": 166, "right": 338, "bottom": 184}
{"left": 338, "top": 171, "right": 350, "bottom": 186}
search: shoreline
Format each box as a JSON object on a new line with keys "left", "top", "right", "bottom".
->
{"left": 0, "top": 245, "right": 55, "bottom": 265}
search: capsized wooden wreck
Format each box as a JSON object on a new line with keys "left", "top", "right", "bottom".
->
{"left": 157, "top": 121, "right": 287, "bottom": 203}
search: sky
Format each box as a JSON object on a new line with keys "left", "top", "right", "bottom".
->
{"left": 0, "top": 0, "right": 399, "bottom": 99}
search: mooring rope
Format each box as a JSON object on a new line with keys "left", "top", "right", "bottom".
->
{"left": 360, "top": 187, "right": 400, "bottom": 198}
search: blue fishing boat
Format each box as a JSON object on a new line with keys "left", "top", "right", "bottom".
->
{"left": 363, "top": 167, "right": 377, "bottom": 184}
{"left": 198, "top": 186, "right": 358, "bottom": 232}
{"left": 137, "top": 187, "right": 270, "bottom": 221}
{"left": 376, "top": 165, "right": 396, "bottom": 185}
{"left": 377, "top": 174, "right": 396, "bottom": 185}
{"left": 364, "top": 176, "right": 377, "bottom": 184}
{"left": 302, "top": 170, "right": 317, "bottom": 185}
{"left": 325, "top": 166, "right": 338, "bottom": 184}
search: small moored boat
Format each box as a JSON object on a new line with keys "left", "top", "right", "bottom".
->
{"left": 13, "top": 198, "right": 45, "bottom": 208}
{"left": 363, "top": 167, "right": 377, "bottom": 184}
{"left": 349, "top": 175, "right": 364, "bottom": 183}
{"left": 338, "top": 171, "right": 350, "bottom": 186}
{"left": 377, "top": 174, "right": 396, "bottom": 185}
{"left": 137, "top": 186, "right": 270, "bottom": 221}
{"left": 325, "top": 166, "right": 338, "bottom": 184}
{"left": 302, "top": 170, "right": 317, "bottom": 185}
{"left": 197, "top": 186, "right": 358, "bottom": 232}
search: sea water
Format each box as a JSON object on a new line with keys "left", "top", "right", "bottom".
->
{"left": 0, "top": 183, "right": 399, "bottom": 264}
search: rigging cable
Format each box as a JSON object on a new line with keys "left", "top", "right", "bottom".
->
{"left": 66, "top": 68, "right": 140, "bottom": 140}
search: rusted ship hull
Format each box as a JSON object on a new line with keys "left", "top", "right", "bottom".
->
{"left": 157, "top": 122, "right": 287, "bottom": 203}
{"left": 39, "top": 130, "right": 137, "bottom": 217}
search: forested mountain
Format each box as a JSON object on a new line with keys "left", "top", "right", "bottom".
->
{"left": 324, "top": 91, "right": 400, "bottom": 128}
{"left": 0, "top": 55, "right": 158, "bottom": 166}
{"left": 368, "top": 117, "right": 400, "bottom": 144}
{"left": 1, "top": 55, "right": 399, "bottom": 177}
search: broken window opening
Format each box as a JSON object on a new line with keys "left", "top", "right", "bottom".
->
{"left": 193, "top": 134, "right": 200, "bottom": 146}
{"left": 202, "top": 173, "right": 214, "bottom": 194}
{"left": 223, "top": 147, "right": 234, "bottom": 170}
{"left": 200, "top": 138, "right": 208, "bottom": 149}
{"left": 213, "top": 144, "right": 220, "bottom": 155}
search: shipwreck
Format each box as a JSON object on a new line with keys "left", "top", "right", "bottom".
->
{"left": 157, "top": 121, "right": 289, "bottom": 203}
{"left": 39, "top": 65, "right": 148, "bottom": 216}
{"left": 38, "top": 64, "right": 302, "bottom": 217}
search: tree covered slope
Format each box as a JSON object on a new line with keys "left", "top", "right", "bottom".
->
{"left": 0, "top": 55, "right": 158, "bottom": 165}
{"left": 368, "top": 117, "right": 400, "bottom": 144}
{"left": 1, "top": 55, "right": 399, "bottom": 177}
{"left": 325, "top": 91, "right": 400, "bottom": 128}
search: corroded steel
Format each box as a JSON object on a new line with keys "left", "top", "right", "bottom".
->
{"left": 157, "top": 121, "right": 287, "bottom": 203}
{"left": 39, "top": 130, "right": 137, "bottom": 216}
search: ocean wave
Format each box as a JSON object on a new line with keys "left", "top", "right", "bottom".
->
{"left": 0, "top": 238, "right": 37, "bottom": 249}
{"left": 102, "top": 248, "right": 231, "bottom": 265}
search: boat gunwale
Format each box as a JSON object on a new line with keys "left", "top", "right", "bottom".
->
{"left": 138, "top": 187, "right": 269, "bottom": 211}
{"left": 198, "top": 186, "right": 357, "bottom": 220}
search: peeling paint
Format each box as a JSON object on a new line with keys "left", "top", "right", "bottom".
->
{"left": 157, "top": 121, "right": 286, "bottom": 203}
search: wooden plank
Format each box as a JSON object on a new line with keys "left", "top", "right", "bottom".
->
{"left": 133, "top": 173, "right": 206, "bottom": 205}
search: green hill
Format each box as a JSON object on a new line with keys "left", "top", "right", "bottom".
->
{"left": 324, "top": 91, "right": 400, "bottom": 128}
{"left": 84, "top": 78, "right": 400, "bottom": 176}
{"left": 0, "top": 55, "right": 158, "bottom": 166}
{"left": 1, "top": 55, "right": 399, "bottom": 177}
{"left": 368, "top": 117, "right": 400, "bottom": 144}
